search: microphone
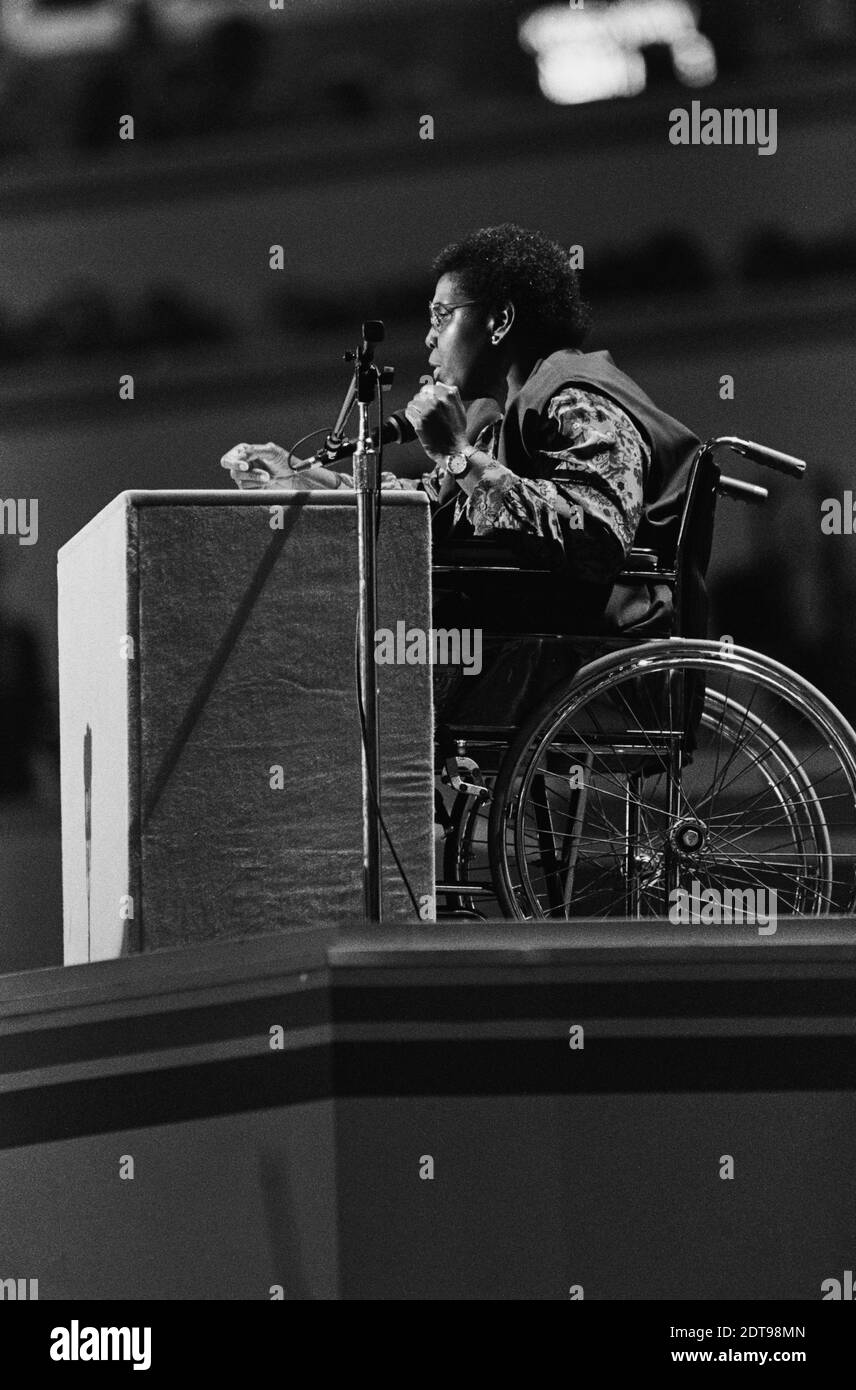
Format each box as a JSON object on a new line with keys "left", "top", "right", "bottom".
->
{"left": 328, "top": 410, "right": 415, "bottom": 460}
{"left": 378, "top": 410, "right": 416, "bottom": 447}
{"left": 293, "top": 394, "right": 502, "bottom": 470}
{"left": 291, "top": 410, "right": 414, "bottom": 469}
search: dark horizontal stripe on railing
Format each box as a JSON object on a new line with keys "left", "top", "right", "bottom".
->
{"left": 334, "top": 1036, "right": 856, "bottom": 1097}
{"left": 0, "top": 1047, "right": 333, "bottom": 1152}
{"left": 0, "top": 985, "right": 329, "bottom": 1076}
{"left": 1, "top": 1033, "right": 855, "bottom": 1151}
{"left": 330, "top": 977, "right": 856, "bottom": 1025}
{"left": 3, "top": 972, "right": 853, "bottom": 1080}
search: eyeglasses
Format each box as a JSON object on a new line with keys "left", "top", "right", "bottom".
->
{"left": 427, "top": 299, "right": 484, "bottom": 332}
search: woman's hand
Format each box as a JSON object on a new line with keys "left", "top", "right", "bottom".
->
{"left": 404, "top": 382, "right": 469, "bottom": 467}
{"left": 220, "top": 442, "right": 305, "bottom": 490}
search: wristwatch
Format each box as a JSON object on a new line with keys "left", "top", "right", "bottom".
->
{"left": 446, "top": 443, "right": 478, "bottom": 477}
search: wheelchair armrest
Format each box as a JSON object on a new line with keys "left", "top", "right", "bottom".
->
{"left": 616, "top": 548, "right": 674, "bottom": 583}
{"left": 432, "top": 542, "right": 679, "bottom": 605}
{"left": 623, "top": 548, "right": 659, "bottom": 570}
{"left": 432, "top": 540, "right": 551, "bottom": 574}
{"left": 433, "top": 544, "right": 670, "bottom": 582}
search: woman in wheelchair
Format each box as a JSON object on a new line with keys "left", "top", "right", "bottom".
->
{"left": 221, "top": 224, "right": 856, "bottom": 921}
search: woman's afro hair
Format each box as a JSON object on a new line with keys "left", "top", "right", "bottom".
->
{"left": 432, "top": 223, "right": 591, "bottom": 350}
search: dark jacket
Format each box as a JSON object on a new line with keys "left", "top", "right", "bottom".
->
{"left": 432, "top": 348, "right": 706, "bottom": 726}
{"left": 498, "top": 347, "right": 706, "bottom": 636}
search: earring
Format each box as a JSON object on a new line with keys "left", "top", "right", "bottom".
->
{"left": 491, "top": 333, "right": 502, "bottom": 345}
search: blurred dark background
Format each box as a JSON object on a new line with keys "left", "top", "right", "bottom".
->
{"left": 1, "top": 0, "right": 855, "bottom": 969}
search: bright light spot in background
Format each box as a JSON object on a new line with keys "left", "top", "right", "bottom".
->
{"left": 534, "top": 39, "right": 646, "bottom": 103}
{"left": 519, "top": 0, "right": 717, "bottom": 105}
{"left": 0, "top": 0, "right": 128, "bottom": 55}
{"left": 0, "top": 0, "right": 283, "bottom": 56}
{"left": 671, "top": 32, "right": 717, "bottom": 87}
{"left": 0, "top": 0, "right": 397, "bottom": 56}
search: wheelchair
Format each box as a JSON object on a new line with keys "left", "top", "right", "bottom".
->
{"left": 432, "top": 436, "right": 856, "bottom": 920}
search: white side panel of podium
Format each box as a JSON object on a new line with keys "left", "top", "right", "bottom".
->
{"left": 58, "top": 499, "right": 132, "bottom": 963}
{"left": 59, "top": 490, "right": 435, "bottom": 961}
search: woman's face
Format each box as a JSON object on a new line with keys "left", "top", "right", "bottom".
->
{"left": 425, "top": 272, "right": 505, "bottom": 400}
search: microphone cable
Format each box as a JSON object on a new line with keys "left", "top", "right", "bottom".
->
{"left": 286, "top": 424, "right": 344, "bottom": 474}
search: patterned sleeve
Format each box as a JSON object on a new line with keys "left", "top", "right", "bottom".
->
{"left": 464, "top": 388, "right": 648, "bottom": 582}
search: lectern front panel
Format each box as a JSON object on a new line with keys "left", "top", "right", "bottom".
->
{"left": 59, "top": 491, "right": 435, "bottom": 960}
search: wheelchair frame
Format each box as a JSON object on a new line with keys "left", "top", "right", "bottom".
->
{"left": 431, "top": 436, "right": 856, "bottom": 921}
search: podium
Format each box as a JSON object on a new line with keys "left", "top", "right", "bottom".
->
{"left": 58, "top": 490, "right": 435, "bottom": 962}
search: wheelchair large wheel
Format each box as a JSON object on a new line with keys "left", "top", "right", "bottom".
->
{"left": 488, "top": 639, "right": 856, "bottom": 920}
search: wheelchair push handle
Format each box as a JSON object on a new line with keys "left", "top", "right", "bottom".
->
{"left": 708, "top": 435, "right": 807, "bottom": 477}
{"left": 716, "top": 476, "right": 769, "bottom": 505}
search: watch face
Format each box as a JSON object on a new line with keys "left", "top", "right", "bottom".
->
{"left": 448, "top": 452, "right": 468, "bottom": 475}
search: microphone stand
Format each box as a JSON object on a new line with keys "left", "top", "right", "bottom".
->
{"left": 288, "top": 322, "right": 394, "bottom": 922}
{"left": 314, "top": 322, "right": 391, "bottom": 922}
